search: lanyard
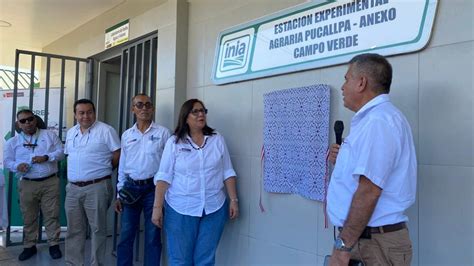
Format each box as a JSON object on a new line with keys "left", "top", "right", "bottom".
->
{"left": 20, "top": 130, "right": 39, "bottom": 151}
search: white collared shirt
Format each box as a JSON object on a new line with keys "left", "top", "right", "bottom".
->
{"left": 117, "top": 122, "right": 171, "bottom": 191}
{"left": 327, "top": 94, "right": 417, "bottom": 227}
{"left": 65, "top": 121, "right": 120, "bottom": 182}
{"left": 3, "top": 129, "right": 64, "bottom": 179}
{"left": 156, "top": 132, "right": 236, "bottom": 217}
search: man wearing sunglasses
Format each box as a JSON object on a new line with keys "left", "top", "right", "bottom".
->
{"left": 3, "top": 109, "right": 64, "bottom": 261}
{"left": 64, "top": 99, "right": 121, "bottom": 266}
{"left": 115, "top": 94, "right": 171, "bottom": 266}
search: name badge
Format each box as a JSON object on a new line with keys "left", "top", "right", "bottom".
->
{"left": 150, "top": 135, "right": 160, "bottom": 141}
{"left": 179, "top": 148, "right": 191, "bottom": 152}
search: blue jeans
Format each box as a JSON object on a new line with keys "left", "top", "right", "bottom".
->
{"left": 117, "top": 181, "right": 161, "bottom": 266}
{"left": 164, "top": 200, "right": 228, "bottom": 266}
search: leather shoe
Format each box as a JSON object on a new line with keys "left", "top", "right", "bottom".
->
{"left": 49, "top": 245, "right": 62, "bottom": 259}
{"left": 18, "top": 246, "right": 37, "bottom": 261}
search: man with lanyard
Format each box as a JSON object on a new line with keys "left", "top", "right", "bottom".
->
{"left": 115, "top": 93, "right": 171, "bottom": 265}
{"left": 64, "top": 99, "right": 121, "bottom": 266}
{"left": 3, "top": 109, "right": 64, "bottom": 261}
{"left": 327, "top": 53, "right": 416, "bottom": 266}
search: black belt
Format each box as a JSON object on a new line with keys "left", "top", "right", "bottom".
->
{"left": 367, "top": 222, "right": 406, "bottom": 234}
{"left": 22, "top": 173, "right": 56, "bottom": 182}
{"left": 127, "top": 177, "right": 154, "bottom": 186}
{"left": 71, "top": 175, "right": 111, "bottom": 187}
{"left": 339, "top": 222, "right": 406, "bottom": 235}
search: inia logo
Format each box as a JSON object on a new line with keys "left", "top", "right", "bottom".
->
{"left": 220, "top": 35, "right": 250, "bottom": 72}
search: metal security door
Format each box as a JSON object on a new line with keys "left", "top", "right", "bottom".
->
{"left": 6, "top": 49, "right": 91, "bottom": 246}
{"left": 118, "top": 34, "right": 158, "bottom": 135}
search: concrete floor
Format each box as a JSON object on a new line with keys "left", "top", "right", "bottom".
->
{"left": 0, "top": 230, "right": 150, "bottom": 266}
{"left": 0, "top": 242, "right": 71, "bottom": 266}
{"left": 0, "top": 241, "right": 121, "bottom": 266}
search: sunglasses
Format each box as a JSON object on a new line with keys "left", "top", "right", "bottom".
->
{"left": 134, "top": 102, "right": 153, "bottom": 109}
{"left": 23, "top": 143, "right": 38, "bottom": 148}
{"left": 19, "top": 116, "right": 35, "bottom": 124}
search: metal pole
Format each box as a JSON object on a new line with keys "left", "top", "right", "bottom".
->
{"left": 44, "top": 57, "right": 51, "bottom": 126}
{"left": 28, "top": 55, "right": 35, "bottom": 109}
{"left": 6, "top": 50, "right": 22, "bottom": 246}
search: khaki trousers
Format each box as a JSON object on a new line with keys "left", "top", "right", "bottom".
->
{"left": 18, "top": 175, "right": 61, "bottom": 248}
{"left": 64, "top": 179, "right": 112, "bottom": 266}
{"left": 351, "top": 228, "right": 412, "bottom": 266}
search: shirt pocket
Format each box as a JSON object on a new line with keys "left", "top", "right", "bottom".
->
{"left": 35, "top": 139, "right": 49, "bottom": 154}
{"left": 175, "top": 147, "right": 193, "bottom": 174}
{"left": 65, "top": 138, "right": 74, "bottom": 153}
{"left": 332, "top": 138, "right": 353, "bottom": 181}
{"left": 84, "top": 141, "right": 109, "bottom": 153}
{"left": 124, "top": 139, "right": 138, "bottom": 153}
{"left": 204, "top": 149, "right": 222, "bottom": 172}
{"left": 145, "top": 138, "right": 162, "bottom": 154}
{"left": 173, "top": 154, "right": 198, "bottom": 193}
{"left": 204, "top": 149, "right": 224, "bottom": 189}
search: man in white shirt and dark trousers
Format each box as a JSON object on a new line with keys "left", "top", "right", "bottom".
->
{"left": 64, "top": 99, "right": 121, "bottom": 266}
{"left": 3, "top": 109, "right": 64, "bottom": 261}
{"left": 327, "top": 53, "right": 417, "bottom": 266}
{"left": 115, "top": 94, "right": 171, "bottom": 266}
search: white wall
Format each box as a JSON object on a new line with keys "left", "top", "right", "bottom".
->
{"left": 42, "top": 0, "right": 473, "bottom": 265}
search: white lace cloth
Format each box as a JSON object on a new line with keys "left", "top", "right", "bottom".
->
{"left": 263, "top": 84, "right": 330, "bottom": 201}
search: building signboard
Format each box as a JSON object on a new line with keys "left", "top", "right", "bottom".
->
{"left": 212, "top": 0, "right": 438, "bottom": 84}
{"left": 105, "top": 19, "right": 130, "bottom": 49}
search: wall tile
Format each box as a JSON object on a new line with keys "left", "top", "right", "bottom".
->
{"left": 155, "top": 87, "right": 175, "bottom": 130}
{"left": 428, "top": 0, "right": 474, "bottom": 48}
{"left": 405, "top": 190, "right": 419, "bottom": 266}
{"left": 203, "top": 83, "right": 253, "bottom": 157}
{"left": 157, "top": 25, "right": 177, "bottom": 90}
{"left": 248, "top": 237, "right": 319, "bottom": 266}
{"left": 216, "top": 235, "right": 250, "bottom": 266}
{"left": 388, "top": 53, "right": 420, "bottom": 152}
{"left": 186, "top": 85, "right": 204, "bottom": 100}
{"left": 187, "top": 21, "right": 206, "bottom": 88}
{"left": 418, "top": 165, "right": 474, "bottom": 265}
{"left": 249, "top": 158, "right": 320, "bottom": 254}
{"left": 229, "top": 156, "right": 252, "bottom": 236}
{"left": 419, "top": 42, "right": 474, "bottom": 166}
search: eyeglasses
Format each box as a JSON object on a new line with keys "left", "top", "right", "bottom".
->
{"left": 19, "top": 116, "right": 35, "bottom": 124}
{"left": 134, "top": 102, "right": 153, "bottom": 109}
{"left": 190, "top": 108, "right": 208, "bottom": 116}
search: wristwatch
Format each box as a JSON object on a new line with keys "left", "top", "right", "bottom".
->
{"left": 334, "top": 236, "right": 352, "bottom": 252}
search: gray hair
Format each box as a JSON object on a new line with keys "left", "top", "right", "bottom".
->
{"left": 349, "top": 53, "right": 392, "bottom": 94}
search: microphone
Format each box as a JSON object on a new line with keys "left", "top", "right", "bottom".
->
{"left": 334, "top": 120, "right": 344, "bottom": 145}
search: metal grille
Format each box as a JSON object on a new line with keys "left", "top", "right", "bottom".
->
{"left": 6, "top": 49, "right": 90, "bottom": 246}
{"left": 118, "top": 35, "right": 158, "bottom": 134}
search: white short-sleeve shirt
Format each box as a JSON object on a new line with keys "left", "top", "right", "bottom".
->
{"left": 117, "top": 122, "right": 171, "bottom": 191}
{"left": 155, "top": 132, "right": 236, "bottom": 217}
{"left": 327, "top": 94, "right": 417, "bottom": 227}
{"left": 65, "top": 121, "right": 121, "bottom": 182}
